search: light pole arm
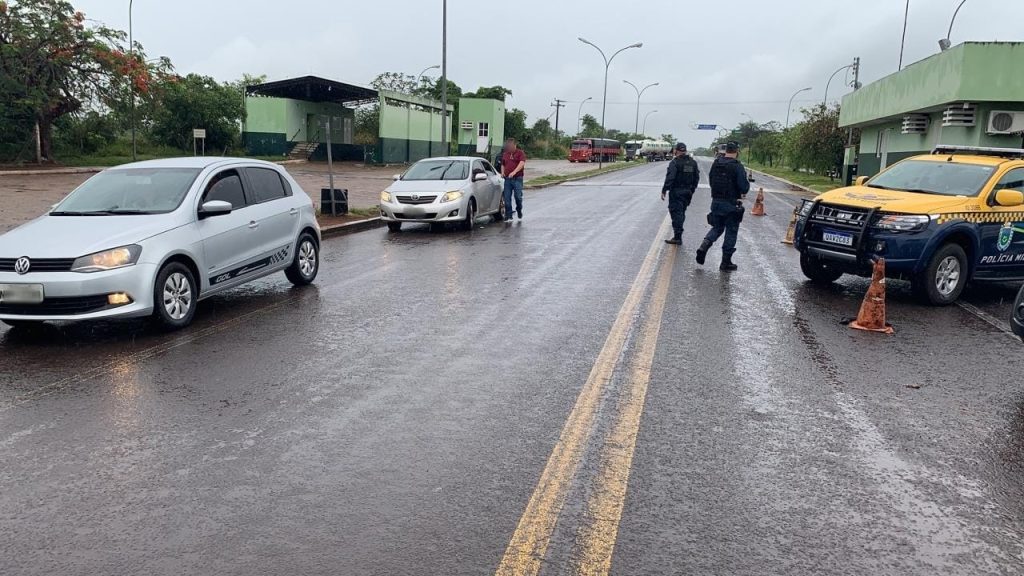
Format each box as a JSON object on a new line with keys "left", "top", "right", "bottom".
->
{"left": 824, "top": 65, "right": 853, "bottom": 107}
{"left": 948, "top": 0, "right": 968, "bottom": 39}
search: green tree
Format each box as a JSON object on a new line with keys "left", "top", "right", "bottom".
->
{"left": 465, "top": 85, "right": 512, "bottom": 101}
{"left": 370, "top": 72, "right": 419, "bottom": 94}
{"left": 0, "top": 0, "right": 157, "bottom": 161}
{"left": 785, "top": 104, "right": 849, "bottom": 175}
{"left": 504, "top": 108, "right": 529, "bottom": 146}
{"left": 150, "top": 74, "right": 245, "bottom": 153}
{"left": 579, "top": 114, "right": 603, "bottom": 138}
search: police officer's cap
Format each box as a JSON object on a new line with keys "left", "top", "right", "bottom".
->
{"left": 725, "top": 141, "right": 740, "bottom": 153}
{"left": 674, "top": 142, "right": 687, "bottom": 152}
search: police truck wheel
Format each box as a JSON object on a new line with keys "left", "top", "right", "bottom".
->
{"left": 800, "top": 252, "right": 844, "bottom": 285}
{"left": 387, "top": 222, "right": 402, "bottom": 232}
{"left": 913, "top": 243, "right": 967, "bottom": 306}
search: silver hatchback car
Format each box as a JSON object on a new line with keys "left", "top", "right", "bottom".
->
{"left": 0, "top": 158, "right": 320, "bottom": 330}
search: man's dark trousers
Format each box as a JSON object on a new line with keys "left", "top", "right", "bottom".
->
{"left": 668, "top": 188, "right": 695, "bottom": 235}
{"left": 703, "top": 199, "right": 742, "bottom": 255}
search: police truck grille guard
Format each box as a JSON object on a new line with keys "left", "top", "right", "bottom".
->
{"left": 800, "top": 202, "right": 881, "bottom": 265}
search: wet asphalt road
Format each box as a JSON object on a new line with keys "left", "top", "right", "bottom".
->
{"left": 2, "top": 160, "right": 1023, "bottom": 575}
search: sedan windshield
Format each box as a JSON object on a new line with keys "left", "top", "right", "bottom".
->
{"left": 867, "top": 160, "right": 995, "bottom": 197}
{"left": 403, "top": 160, "right": 469, "bottom": 181}
{"left": 53, "top": 168, "right": 201, "bottom": 215}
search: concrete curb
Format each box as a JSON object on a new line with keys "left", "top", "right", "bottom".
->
{"left": 0, "top": 167, "right": 103, "bottom": 176}
{"left": 524, "top": 163, "right": 642, "bottom": 190}
{"left": 748, "top": 168, "right": 819, "bottom": 199}
{"left": 319, "top": 217, "right": 385, "bottom": 239}
{"left": 1, "top": 157, "right": 304, "bottom": 177}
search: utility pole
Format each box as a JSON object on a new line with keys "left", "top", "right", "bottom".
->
{"left": 440, "top": 0, "right": 448, "bottom": 153}
{"left": 551, "top": 99, "right": 566, "bottom": 139}
{"left": 848, "top": 57, "right": 861, "bottom": 146}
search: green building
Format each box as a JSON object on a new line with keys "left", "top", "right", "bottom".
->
{"left": 456, "top": 98, "right": 506, "bottom": 159}
{"left": 840, "top": 42, "right": 1024, "bottom": 178}
{"left": 377, "top": 90, "right": 450, "bottom": 164}
{"left": 244, "top": 76, "right": 377, "bottom": 161}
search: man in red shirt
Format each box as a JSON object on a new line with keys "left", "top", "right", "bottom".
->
{"left": 500, "top": 138, "right": 527, "bottom": 222}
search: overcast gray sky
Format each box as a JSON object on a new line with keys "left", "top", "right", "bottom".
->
{"left": 75, "top": 0, "right": 1024, "bottom": 147}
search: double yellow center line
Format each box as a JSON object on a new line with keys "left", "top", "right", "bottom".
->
{"left": 496, "top": 217, "right": 676, "bottom": 575}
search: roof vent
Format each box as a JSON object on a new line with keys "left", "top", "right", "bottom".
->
{"left": 942, "top": 103, "right": 976, "bottom": 127}
{"left": 901, "top": 114, "right": 930, "bottom": 134}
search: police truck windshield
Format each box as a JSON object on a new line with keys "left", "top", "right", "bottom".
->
{"left": 867, "top": 160, "right": 996, "bottom": 197}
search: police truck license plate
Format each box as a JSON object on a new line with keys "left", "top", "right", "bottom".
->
{"left": 0, "top": 284, "right": 44, "bottom": 304}
{"left": 822, "top": 229, "right": 854, "bottom": 247}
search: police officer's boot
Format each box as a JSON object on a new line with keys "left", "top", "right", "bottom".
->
{"left": 695, "top": 240, "right": 712, "bottom": 265}
{"left": 720, "top": 253, "right": 738, "bottom": 272}
{"left": 665, "top": 232, "right": 682, "bottom": 245}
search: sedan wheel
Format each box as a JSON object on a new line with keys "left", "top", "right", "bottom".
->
{"left": 460, "top": 199, "right": 477, "bottom": 232}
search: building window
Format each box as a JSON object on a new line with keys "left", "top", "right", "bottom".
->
{"left": 478, "top": 122, "right": 489, "bottom": 138}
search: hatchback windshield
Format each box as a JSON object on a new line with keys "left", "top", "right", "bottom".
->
{"left": 53, "top": 168, "right": 201, "bottom": 215}
{"left": 867, "top": 160, "right": 995, "bottom": 197}
{"left": 403, "top": 160, "right": 469, "bottom": 181}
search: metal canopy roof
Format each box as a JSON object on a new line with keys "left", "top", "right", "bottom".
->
{"left": 246, "top": 76, "right": 378, "bottom": 104}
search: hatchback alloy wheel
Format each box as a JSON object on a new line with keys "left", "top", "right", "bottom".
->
{"left": 163, "top": 272, "right": 193, "bottom": 320}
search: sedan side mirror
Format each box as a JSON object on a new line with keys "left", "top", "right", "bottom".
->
{"left": 995, "top": 189, "right": 1024, "bottom": 207}
{"left": 199, "top": 200, "right": 232, "bottom": 219}
{"left": 472, "top": 172, "right": 488, "bottom": 182}
{"left": 855, "top": 176, "right": 869, "bottom": 187}
{"left": 393, "top": 174, "right": 401, "bottom": 181}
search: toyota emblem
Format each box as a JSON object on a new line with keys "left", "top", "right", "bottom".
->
{"left": 411, "top": 194, "right": 420, "bottom": 201}
{"left": 14, "top": 256, "right": 30, "bottom": 275}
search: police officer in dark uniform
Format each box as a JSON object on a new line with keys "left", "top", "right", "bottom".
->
{"left": 661, "top": 143, "right": 701, "bottom": 245}
{"left": 697, "top": 141, "right": 750, "bottom": 271}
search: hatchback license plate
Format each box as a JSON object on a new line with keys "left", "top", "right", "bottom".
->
{"left": 822, "top": 229, "right": 854, "bottom": 247}
{"left": 0, "top": 284, "right": 44, "bottom": 304}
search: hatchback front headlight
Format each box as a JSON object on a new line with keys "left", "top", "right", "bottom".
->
{"left": 71, "top": 245, "right": 142, "bottom": 273}
{"left": 873, "top": 214, "right": 930, "bottom": 232}
{"left": 441, "top": 191, "right": 463, "bottom": 203}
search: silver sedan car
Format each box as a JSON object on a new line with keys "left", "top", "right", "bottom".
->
{"left": 379, "top": 156, "right": 504, "bottom": 232}
{"left": 0, "top": 157, "right": 320, "bottom": 330}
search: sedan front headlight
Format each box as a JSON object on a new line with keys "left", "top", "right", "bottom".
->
{"left": 441, "top": 190, "right": 463, "bottom": 203}
{"left": 71, "top": 245, "right": 142, "bottom": 273}
{"left": 873, "top": 214, "right": 930, "bottom": 232}
{"left": 380, "top": 191, "right": 392, "bottom": 203}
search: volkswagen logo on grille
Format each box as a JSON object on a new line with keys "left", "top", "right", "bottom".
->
{"left": 14, "top": 256, "right": 31, "bottom": 275}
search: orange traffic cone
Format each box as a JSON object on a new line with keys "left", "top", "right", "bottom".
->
{"left": 849, "top": 258, "right": 895, "bottom": 334}
{"left": 751, "top": 188, "right": 766, "bottom": 216}
{"left": 782, "top": 210, "right": 798, "bottom": 245}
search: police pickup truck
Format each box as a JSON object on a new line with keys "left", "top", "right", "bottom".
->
{"left": 794, "top": 146, "right": 1024, "bottom": 305}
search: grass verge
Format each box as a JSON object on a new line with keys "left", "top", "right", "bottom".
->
{"left": 745, "top": 160, "right": 843, "bottom": 194}
{"left": 525, "top": 161, "right": 639, "bottom": 187}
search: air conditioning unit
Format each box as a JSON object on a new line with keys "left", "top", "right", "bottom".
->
{"left": 942, "top": 103, "right": 976, "bottom": 127}
{"left": 460, "top": 121, "right": 474, "bottom": 130}
{"left": 987, "top": 111, "right": 1024, "bottom": 135}
{"left": 901, "top": 114, "right": 930, "bottom": 134}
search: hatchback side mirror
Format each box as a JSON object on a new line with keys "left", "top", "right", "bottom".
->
{"left": 995, "top": 189, "right": 1024, "bottom": 207}
{"left": 855, "top": 176, "right": 869, "bottom": 186}
{"left": 199, "top": 200, "right": 232, "bottom": 219}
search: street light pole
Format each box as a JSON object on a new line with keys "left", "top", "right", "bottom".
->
{"left": 129, "top": 0, "right": 136, "bottom": 162}
{"left": 440, "top": 0, "right": 448, "bottom": 153}
{"left": 899, "top": 0, "right": 910, "bottom": 70}
{"left": 577, "top": 96, "right": 593, "bottom": 136}
{"left": 418, "top": 64, "right": 440, "bottom": 156}
{"left": 824, "top": 63, "right": 855, "bottom": 108}
{"left": 642, "top": 110, "right": 658, "bottom": 135}
{"left": 939, "top": 0, "right": 969, "bottom": 51}
{"left": 578, "top": 38, "right": 643, "bottom": 169}
{"left": 623, "top": 80, "right": 658, "bottom": 136}
{"left": 786, "top": 87, "right": 812, "bottom": 129}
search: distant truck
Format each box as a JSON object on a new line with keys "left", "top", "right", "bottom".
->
{"left": 638, "top": 140, "right": 672, "bottom": 162}
{"left": 569, "top": 138, "right": 623, "bottom": 163}
{"left": 624, "top": 140, "right": 644, "bottom": 161}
